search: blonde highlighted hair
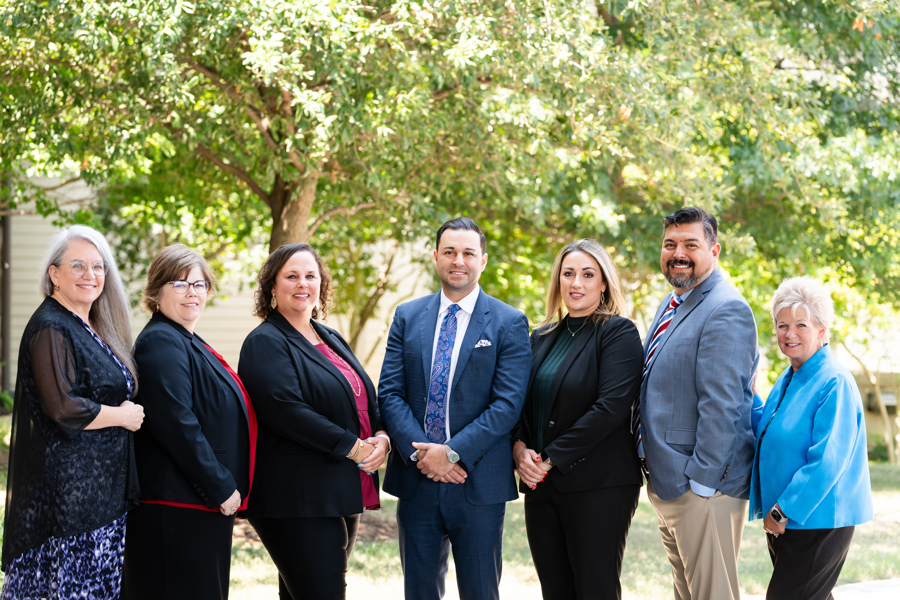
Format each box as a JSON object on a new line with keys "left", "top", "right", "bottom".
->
{"left": 770, "top": 275, "right": 834, "bottom": 343}
{"left": 536, "top": 239, "right": 627, "bottom": 333}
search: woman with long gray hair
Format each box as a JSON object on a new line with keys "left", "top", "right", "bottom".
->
{"left": 1, "top": 225, "right": 144, "bottom": 600}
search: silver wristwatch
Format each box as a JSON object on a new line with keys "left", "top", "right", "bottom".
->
{"left": 445, "top": 445, "right": 460, "bottom": 464}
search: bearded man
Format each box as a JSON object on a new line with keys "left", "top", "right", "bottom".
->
{"left": 635, "top": 207, "right": 759, "bottom": 600}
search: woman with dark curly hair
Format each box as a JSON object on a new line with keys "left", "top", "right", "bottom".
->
{"left": 237, "top": 243, "right": 389, "bottom": 600}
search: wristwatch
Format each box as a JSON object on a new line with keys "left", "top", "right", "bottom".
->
{"left": 539, "top": 451, "right": 555, "bottom": 467}
{"left": 445, "top": 445, "right": 460, "bottom": 464}
{"left": 770, "top": 507, "right": 788, "bottom": 524}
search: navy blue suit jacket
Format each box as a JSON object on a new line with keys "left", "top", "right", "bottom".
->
{"left": 378, "top": 289, "right": 531, "bottom": 505}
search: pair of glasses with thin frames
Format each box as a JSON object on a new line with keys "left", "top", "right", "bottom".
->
{"left": 66, "top": 260, "right": 109, "bottom": 277}
{"left": 167, "top": 280, "right": 212, "bottom": 295}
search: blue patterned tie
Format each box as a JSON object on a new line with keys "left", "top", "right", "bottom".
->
{"left": 425, "top": 304, "right": 460, "bottom": 444}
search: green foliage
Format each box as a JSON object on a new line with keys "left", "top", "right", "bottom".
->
{"left": 3, "top": 0, "right": 900, "bottom": 361}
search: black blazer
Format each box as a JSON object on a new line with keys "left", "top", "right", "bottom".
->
{"left": 133, "top": 313, "right": 252, "bottom": 509}
{"left": 513, "top": 314, "right": 644, "bottom": 494}
{"left": 238, "top": 312, "right": 383, "bottom": 519}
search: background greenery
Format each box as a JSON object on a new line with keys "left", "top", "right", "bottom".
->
{"left": 3, "top": 0, "right": 900, "bottom": 378}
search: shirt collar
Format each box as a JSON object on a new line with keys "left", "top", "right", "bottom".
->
{"left": 675, "top": 287, "right": 695, "bottom": 303}
{"left": 439, "top": 286, "right": 480, "bottom": 316}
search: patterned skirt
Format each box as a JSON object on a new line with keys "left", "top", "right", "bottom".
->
{"left": 1, "top": 514, "right": 127, "bottom": 600}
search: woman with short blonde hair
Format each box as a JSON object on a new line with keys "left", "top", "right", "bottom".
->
{"left": 750, "top": 275, "right": 872, "bottom": 600}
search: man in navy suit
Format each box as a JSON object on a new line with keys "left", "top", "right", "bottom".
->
{"left": 378, "top": 217, "right": 531, "bottom": 600}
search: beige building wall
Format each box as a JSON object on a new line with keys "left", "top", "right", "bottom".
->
{"left": 4, "top": 213, "right": 432, "bottom": 388}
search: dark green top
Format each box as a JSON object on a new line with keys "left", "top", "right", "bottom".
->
{"left": 529, "top": 316, "right": 588, "bottom": 453}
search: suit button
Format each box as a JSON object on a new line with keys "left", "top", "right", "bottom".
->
{"left": 548, "top": 421, "right": 555, "bottom": 428}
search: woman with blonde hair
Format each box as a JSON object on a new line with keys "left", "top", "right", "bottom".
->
{"left": 750, "top": 275, "right": 872, "bottom": 600}
{"left": 2, "top": 225, "right": 144, "bottom": 599}
{"left": 512, "top": 239, "right": 644, "bottom": 600}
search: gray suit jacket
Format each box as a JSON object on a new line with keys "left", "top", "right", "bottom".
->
{"left": 641, "top": 268, "right": 758, "bottom": 501}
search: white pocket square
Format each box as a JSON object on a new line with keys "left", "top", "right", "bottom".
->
{"left": 474, "top": 339, "right": 491, "bottom": 348}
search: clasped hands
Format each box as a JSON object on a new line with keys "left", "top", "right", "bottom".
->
{"left": 349, "top": 435, "right": 390, "bottom": 474}
{"left": 513, "top": 441, "right": 552, "bottom": 489}
{"left": 412, "top": 442, "right": 467, "bottom": 484}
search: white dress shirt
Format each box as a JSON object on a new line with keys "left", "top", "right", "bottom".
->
{"left": 429, "top": 286, "right": 480, "bottom": 442}
{"left": 410, "top": 286, "right": 480, "bottom": 462}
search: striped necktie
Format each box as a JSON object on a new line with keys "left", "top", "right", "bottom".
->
{"left": 633, "top": 294, "right": 683, "bottom": 450}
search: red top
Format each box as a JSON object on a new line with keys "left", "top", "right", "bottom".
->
{"left": 314, "top": 343, "right": 380, "bottom": 510}
{"left": 142, "top": 344, "right": 257, "bottom": 513}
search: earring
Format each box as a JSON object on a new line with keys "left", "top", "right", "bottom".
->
{"left": 54, "top": 284, "right": 60, "bottom": 292}
{"left": 156, "top": 303, "right": 160, "bottom": 312}
{"left": 270, "top": 295, "right": 277, "bottom": 309}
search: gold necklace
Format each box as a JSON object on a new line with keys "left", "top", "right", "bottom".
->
{"left": 566, "top": 317, "right": 589, "bottom": 337}
{"left": 313, "top": 330, "right": 362, "bottom": 397}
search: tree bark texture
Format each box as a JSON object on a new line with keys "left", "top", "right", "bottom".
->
{"left": 269, "top": 172, "right": 320, "bottom": 251}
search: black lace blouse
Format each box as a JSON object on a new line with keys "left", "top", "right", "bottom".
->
{"left": 1, "top": 297, "right": 140, "bottom": 570}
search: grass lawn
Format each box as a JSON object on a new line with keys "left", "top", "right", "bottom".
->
{"left": 0, "top": 402, "right": 897, "bottom": 600}
{"left": 229, "top": 463, "right": 900, "bottom": 599}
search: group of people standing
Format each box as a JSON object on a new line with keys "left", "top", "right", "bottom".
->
{"left": 0, "top": 207, "right": 874, "bottom": 600}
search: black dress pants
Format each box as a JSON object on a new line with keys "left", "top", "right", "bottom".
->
{"left": 766, "top": 526, "right": 855, "bottom": 600}
{"left": 121, "top": 503, "right": 236, "bottom": 600}
{"left": 250, "top": 515, "right": 361, "bottom": 600}
{"left": 524, "top": 483, "right": 640, "bottom": 600}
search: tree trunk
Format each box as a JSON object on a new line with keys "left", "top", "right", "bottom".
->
{"left": 842, "top": 342, "right": 896, "bottom": 464}
{"left": 269, "top": 172, "right": 319, "bottom": 250}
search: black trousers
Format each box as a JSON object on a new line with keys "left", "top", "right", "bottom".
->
{"left": 121, "top": 503, "right": 236, "bottom": 600}
{"left": 250, "top": 515, "right": 361, "bottom": 600}
{"left": 524, "top": 483, "right": 640, "bottom": 600}
{"left": 766, "top": 526, "right": 855, "bottom": 600}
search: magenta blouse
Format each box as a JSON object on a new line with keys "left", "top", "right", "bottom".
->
{"left": 314, "top": 343, "right": 380, "bottom": 510}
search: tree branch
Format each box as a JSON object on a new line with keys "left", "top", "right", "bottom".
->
{"left": 185, "top": 59, "right": 281, "bottom": 154}
{"left": 194, "top": 142, "right": 271, "bottom": 206}
{"left": 39, "top": 177, "right": 82, "bottom": 192}
{"left": 308, "top": 202, "right": 379, "bottom": 236}
{"left": 279, "top": 87, "right": 305, "bottom": 173}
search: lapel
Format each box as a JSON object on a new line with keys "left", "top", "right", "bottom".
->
{"left": 148, "top": 312, "right": 247, "bottom": 421}
{"left": 267, "top": 311, "right": 357, "bottom": 413}
{"left": 548, "top": 317, "right": 599, "bottom": 410}
{"left": 418, "top": 293, "right": 442, "bottom": 384}
{"left": 643, "top": 296, "right": 671, "bottom": 354}
{"left": 528, "top": 325, "right": 559, "bottom": 393}
{"left": 643, "top": 268, "right": 723, "bottom": 380}
{"left": 191, "top": 333, "right": 248, "bottom": 421}
{"left": 451, "top": 291, "right": 491, "bottom": 389}
{"left": 314, "top": 321, "right": 376, "bottom": 406}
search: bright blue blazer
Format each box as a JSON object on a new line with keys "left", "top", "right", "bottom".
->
{"left": 749, "top": 344, "right": 873, "bottom": 529}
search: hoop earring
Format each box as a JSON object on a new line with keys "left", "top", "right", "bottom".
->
{"left": 156, "top": 303, "right": 160, "bottom": 312}
{"left": 54, "top": 284, "right": 60, "bottom": 292}
{"left": 270, "top": 295, "right": 277, "bottom": 309}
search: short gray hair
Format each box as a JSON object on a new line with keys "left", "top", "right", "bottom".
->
{"left": 770, "top": 276, "right": 834, "bottom": 344}
{"left": 41, "top": 225, "right": 137, "bottom": 394}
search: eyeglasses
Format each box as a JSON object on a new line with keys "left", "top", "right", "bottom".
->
{"left": 68, "top": 260, "right": 109, "bottom": 277}
{"left": 167, "top": 280, "right": 211, "bottom": 295}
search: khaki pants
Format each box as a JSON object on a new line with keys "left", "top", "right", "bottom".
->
{"left": 647, "top": 479, "right": 748, "bottom": 600}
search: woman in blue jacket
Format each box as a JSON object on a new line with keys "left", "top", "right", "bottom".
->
{"left": 750, "top": 276, "right": 873, "bottom": 600}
